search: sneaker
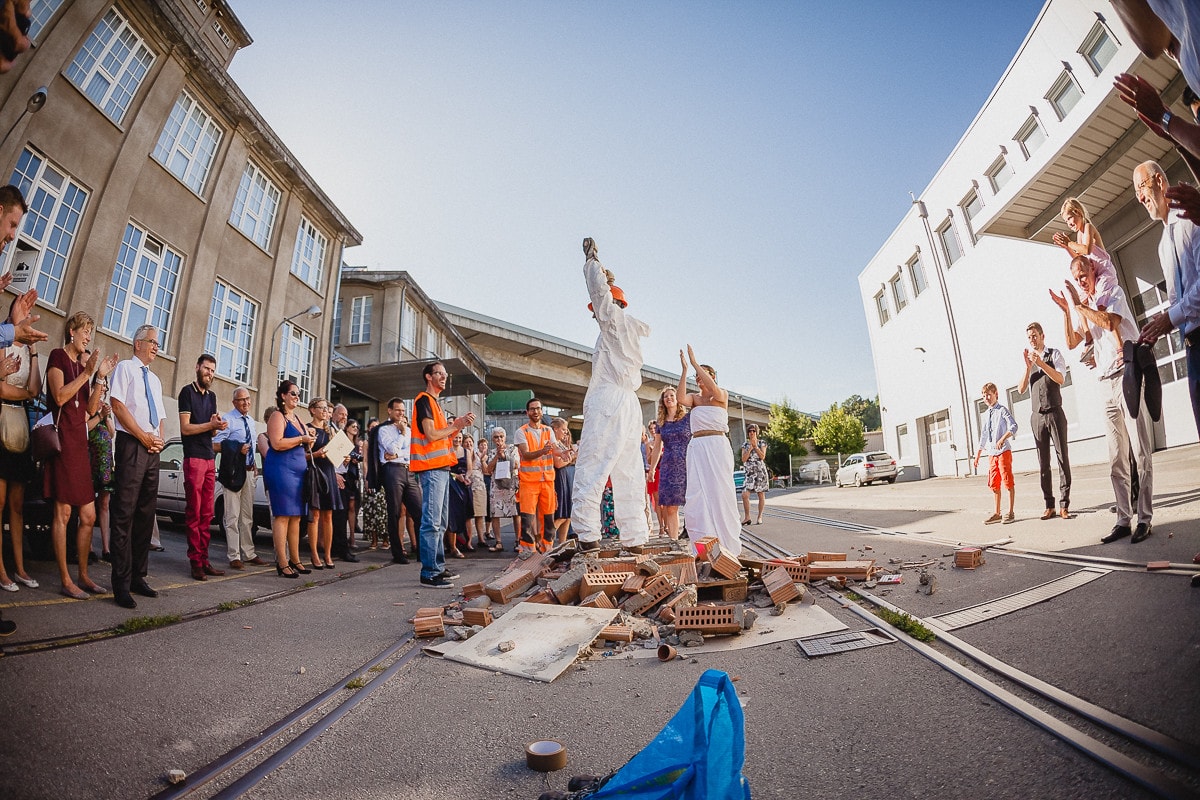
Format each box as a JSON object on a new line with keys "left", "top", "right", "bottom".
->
{"left": 1002, "top": 513, "right": 1015, "bottom": 524}
{"left": 420, "top": 576, "right": 455, "bottom": 589}
{"left": 983, "top": 513, "right": 1002, "bottom": 525}
{"left": 438, "top": 569, "right": 460, "bottom": 580}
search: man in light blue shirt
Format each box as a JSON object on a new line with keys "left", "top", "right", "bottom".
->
{"left": 213, "top": 387, "right": 265, "bottom": 569}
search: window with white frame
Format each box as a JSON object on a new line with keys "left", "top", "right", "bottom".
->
{"left": 104, "top": 222, "right": 182, "bottom": 348}
{"left": 1080, "top": 21, "right": 1118, "bottom": 75}
{"left": 229, "top": 161, "right": 280, "bottom": 250}
{"left": 152, "top": 90, "right": 223, "bottom": 195}
{"left": 960, "top": 189, "right": 983, "bottom": 243}
{"left": 332, "top": 298, "right": 342, "bottom": 346}
{"left": 278, "top": 321, "right": 315, "bottom": 401}
{"left": 986, "top": 154, "right": 1013, "bottom": 194}
{"left": 1047, "top": 70, "right": 1083, "bottom": 120}
{"left": 212, "top": 20, "right": 233, "bottom": 48}
{"left": 400, "top": 301, "right": 416, "bottom": 351}
{"left": 425, "top": 323, "right": 439, "bottom": 356}
{"left": 204, "top": 280, "right": 257, "bottom": 384}
{"left": 908, "top": 252, "right": 927, "bottom": 296}
{"left": 937, "top": 218, "right": 962, "bottom": 266}
{"left": 874, "top": 291, "right": 890, "bottom": 326}
{"left": 65, "top": 7, "right": 155, "bottom": 124}
{"left": 290, "top": 216, "right": 327, "bottom": 290}
{"left": 27, "top": 0, "right": 65, "bottom": 39}
{"left": 1015, "top": 114, "right": 1046, "bottom": 159}
{"left": 349, "top": 295, "right": 372, "bottom": 344}
{"left": 5, "top": 147, "right": 88, "bottom": 306}
{"left": 889, "top": 273, "right": 908, "bottom": 312}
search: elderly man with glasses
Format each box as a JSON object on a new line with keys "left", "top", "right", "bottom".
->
{"left": 215, "top": 387, "right": 267, "bottom": 570}
{"left": 108, "top": 325, "right": 167, "bottom": 609}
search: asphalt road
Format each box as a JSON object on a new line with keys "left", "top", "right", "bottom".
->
{"left": 1, "top": 445, "right": 1197, "bottom": 799}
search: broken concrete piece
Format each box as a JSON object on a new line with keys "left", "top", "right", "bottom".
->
{"left": 497, "top": 640, "right": 517, "bottom": 653}
{"left": 679, "top": 630, "right": 705, "bottom": 647}
{"left": 547, "top": 564, "right": 590, "bottom": 605}
{"left": 166, "top": 770, "right": 187, "bottom": 785}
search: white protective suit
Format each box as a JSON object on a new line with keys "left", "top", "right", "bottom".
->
{"left": 570, "top": 252, "right": 652, "bottom": 547}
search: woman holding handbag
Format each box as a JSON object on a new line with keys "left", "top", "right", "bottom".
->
{"left": 45, "top": 312, "right": 118, "bottom": 599}
{"left": 0, "top": 295, "right": 35, "bottom": 592}
{"left": 304, "top": 397, "right": 341, "bottom": 570}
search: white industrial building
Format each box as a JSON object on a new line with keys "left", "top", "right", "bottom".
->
{"left": 859, "top": 0, "right": 1197, "bottom": 480}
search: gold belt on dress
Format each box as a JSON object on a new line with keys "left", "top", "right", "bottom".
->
{"left": 692, "top": 430, "right": 726, "bottom": 438}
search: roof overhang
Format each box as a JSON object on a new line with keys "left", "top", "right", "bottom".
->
{"left": 976, "top": 57, "right": 1186, "bottom": 244}
{"left": 332, "top": 358, "right": 490, "bottom": 402}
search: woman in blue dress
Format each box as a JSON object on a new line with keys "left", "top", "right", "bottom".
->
{"left": 264, "top": 380, "right": 315, "bottom": 578}
{"left": 648, "top": 385, "right": 690, "bottom": 541}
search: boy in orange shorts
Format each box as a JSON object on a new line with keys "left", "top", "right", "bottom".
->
{"left": 973, "top": 382, "right": 1018, "bottom": 524}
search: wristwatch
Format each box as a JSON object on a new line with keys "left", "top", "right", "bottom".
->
{"left": 1162, "top": 109, "right": 1174, "bottom": 132}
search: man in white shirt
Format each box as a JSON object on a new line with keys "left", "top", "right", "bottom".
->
{"left": 1018, "top": 322, "right": 1072, "bottom": 519}
{"left": 375, "top": 397, "right": 422, "bottom": 565}
{"left": 214, "top": 387, "right": 266, "bottom": 570}
{"left": 1051, "top": 257, "right": 1154, "bottom": 545}
{"left": 108, "top": 325, "right": 167, "bottom": 609}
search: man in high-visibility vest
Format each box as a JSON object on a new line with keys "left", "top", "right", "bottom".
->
{"left": 516, "top": 397, "right": 558, "bottom": 552}
{"left": 571, "top": 238, "right": 652, "bottom": 552}
{"left": 411, "top": 361, "right": 475, "bottom": 588}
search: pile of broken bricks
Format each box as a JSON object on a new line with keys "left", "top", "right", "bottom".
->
{"left": 408, "top": 537, "right": 919, "bottom": 654}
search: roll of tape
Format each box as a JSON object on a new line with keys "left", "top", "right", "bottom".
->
{"left": 525, "top": 739, "right": 567, "bottom": 772}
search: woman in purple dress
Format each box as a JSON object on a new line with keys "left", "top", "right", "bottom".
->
{"left": 648, "top": 386, "right": 690, "bottom": 541}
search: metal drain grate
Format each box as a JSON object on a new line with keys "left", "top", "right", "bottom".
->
{"left": 797, "top": 627, "right": 896, "bottom": 657}
{"left": 925, "top": 567, "right": 1109, "bottom": 631}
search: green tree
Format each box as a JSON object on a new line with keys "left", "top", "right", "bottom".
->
{"left": 813, "top": 404, "right": 866, "bottom": 456}
{"left": 762, "top": 396, "right": 811, "bottom": 476}
{"left": 840, "top": 394, "right": 881, "bottom": 431}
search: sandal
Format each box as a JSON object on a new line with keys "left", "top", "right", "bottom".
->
{"left": 740, "top": 519, "right": 751, "bottom": 526}
{"left": 487, "top": 543, "right": 504, "bottom": 553}
{"left": 449, "top": 549, "right": 466, "bottom": 559}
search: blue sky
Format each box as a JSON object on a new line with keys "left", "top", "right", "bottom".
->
{"left": 228, "top": 0, "right": 1046, "bottom": 415}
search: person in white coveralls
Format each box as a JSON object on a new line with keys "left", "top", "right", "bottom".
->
{"left": 571, "top": 238, "right": 652, "bottom": 552}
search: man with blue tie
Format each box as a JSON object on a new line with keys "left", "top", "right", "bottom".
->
{"left": 215, "top": 387, "right": 267, "bottom": 570}
{"left": 108, "top": 325, "right": 167, "bottom": 609}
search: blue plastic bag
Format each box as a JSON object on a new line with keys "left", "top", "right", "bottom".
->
{"left": 589, "top": 669, "right": 751, "bottom": 799}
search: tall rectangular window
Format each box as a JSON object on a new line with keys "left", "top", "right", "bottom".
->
{"left": 401, "top": 301, "right": 416, "bottom": 351}
{"left": 278, "top": 321, "right": 315, "bottom": 401}
{"left": 289, "top": 216, "right": 327, "bottom": 290}
{"left": 908, "top": 253, "right": 927, "bottom": 296}
{"left": 425, "top": 323, "right": 439, "bottom": 356}
{"left": 961, "top": 189, "right": 983, "bottom": 243}
{"left": 1016, "top": 115, "right": 1046, "bottom": 159}
{"left": 152, "top": 91, "right": 223, "bottom": 195}
{"left": 896, "top": 423, "right": 908, "bottom": 460}
{"left": 28, "top": 0, "right": 65, "bottom": 39}
{"left": 938, "top": 219, "right": 962, "bottom": 266}
{"left": 986, "top": 155, "right": 1013, "bottom": 194}
{"left": 890, "top": 273, "right": 908, "bottom": 312}
{"left": 349, "top": 295, "right": 372, "bottom": 344}
{"left": 65, "top": 7, "right": 155, "bottom": 124}
{"left": 205, "top": 280, "right": 257, "bottom": 384}
{"left": 1080, "top": 22, "right": 1117, "bottom": 75}
{"left": 874, "top": 291, "right": 890, "bottom": 326}
{"left": 104, "top": 223, "right": 181, "bottom": 349}
{"left": 229, "top": 161, "right": 280, "bottom": 250}
{"left": 5, "top": 148, "right": 88, "bottom": 306}
{"left": 1047, "top": 71, "right": 1083, "bottom": 120}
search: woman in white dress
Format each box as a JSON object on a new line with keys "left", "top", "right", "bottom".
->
{"left": 676, "top": 345, "right": 742, "bottom": 557}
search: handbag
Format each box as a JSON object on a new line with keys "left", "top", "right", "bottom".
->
{"left": 303, "top": 449, "right": 329, "bottom": 509}
{"left": 0, "top": 403, "right": 29, "bottom": 453}
{"left": 31, "top": 410, "right": 61, "bottom": 462}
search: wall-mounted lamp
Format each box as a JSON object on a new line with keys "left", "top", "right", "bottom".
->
{"left": 269, "top": 304, "right": 322, "bottom": 366}
{"left": 2, "top": 86, "right": 48, "bottom": 146}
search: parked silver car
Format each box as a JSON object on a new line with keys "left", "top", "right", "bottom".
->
{"left": 835, "top": 451, "right": 899, "bottom": 487}
{"left": 157, "top": 438, "right": 271, "bottom": 537}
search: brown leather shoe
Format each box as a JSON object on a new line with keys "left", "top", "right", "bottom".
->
{"left": 1060, "top": 508, "right": 1070, "bottom": 519}
{"left": 1040, "top": 509, "right": 1055, "bottom": 520}
{"left": 228, "top": 559, "right": 244, "bottom": 570}
{"left": 190, "top": 565, "right": 207, "bottom": 581}
{"left": 202, "top": 564, "right": 225, "bottom": 577}
{"left": 246, "top": 556, "right": 268, "bottom": 566}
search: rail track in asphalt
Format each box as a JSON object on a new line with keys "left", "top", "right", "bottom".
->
{"left": 741, "top": 523, "right": 1200, "bottom": 799}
